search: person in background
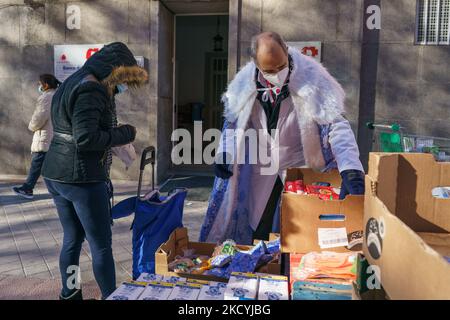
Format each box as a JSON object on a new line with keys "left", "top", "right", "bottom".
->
{"left": 41, "top": 42, "right": 148, "bottom": 300}
{"left": 200, "top": 32, "right": 365, "bottom": 245}
{"left": 12, "top": 74, "right": 61, "bottom": 199}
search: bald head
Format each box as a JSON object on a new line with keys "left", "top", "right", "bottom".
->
{"left": 251, "top": 32, "right": 288, "bottom": 74}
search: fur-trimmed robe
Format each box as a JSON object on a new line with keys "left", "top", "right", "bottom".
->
{"left": 199, "top": 47, "right": 363, "bottom": 244}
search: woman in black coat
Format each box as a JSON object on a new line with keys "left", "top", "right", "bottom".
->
{"left": 42, "top": 42, "right": 148, "bottom": 300}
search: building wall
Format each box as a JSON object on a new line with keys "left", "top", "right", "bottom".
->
{"left": 0, "top": 0, "right": 156, "bottom": 181}
{"left": 1, "top": 0, "right": 449, "bottom": 180}
{"left": 375, "top": 0, "right": 450, "bottom": 138}
{"left": 234, "top": 0, "right": 450, "bottom": 168}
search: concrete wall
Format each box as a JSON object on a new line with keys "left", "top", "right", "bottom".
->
{"left": 375, "top": 0, "right": 450, "bottom": 138}
{"left": 233, "top": 0, "right": 450, "bottom": 168}
{"left": 0, "top": 0, "right": 157, "bottom": 181}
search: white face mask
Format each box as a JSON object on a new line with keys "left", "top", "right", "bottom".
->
{"left": 261, "top": 66, "right": 289, "bottom": 88}
{"left": 38, "top": 85, "right": 45, "bottom": 93}
{"left": 116, "top": 83, "right": 128, "bottom": 94}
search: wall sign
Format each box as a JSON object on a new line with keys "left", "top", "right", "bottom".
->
{"left": 286, "top": 41, "right": 322, "bottom": 62}
{"left": 54, "top": 44, "right": 104, "bottom": 82}
{"left": 54, "top": 45, "right": 146, "bottom": 82}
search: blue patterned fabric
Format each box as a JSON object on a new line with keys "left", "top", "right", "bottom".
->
{"left": 200, "top": 122, "right": 339, "bottom": 245}
{"left": 318, "top": 124, "right": 337, "bottom": 172}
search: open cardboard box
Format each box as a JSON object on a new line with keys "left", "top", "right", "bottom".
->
{"left": 155, "top": 227, "right": 281, "bottom": 283}
{"left": 363, "top": 153, "right": 450, "bottom": 300}
{"left": 281, "top": 168, "right": 364, "bottom": 254}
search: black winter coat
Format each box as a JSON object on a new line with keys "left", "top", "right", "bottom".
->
{"left": 42, "top": 42, "right": 140, "bottom": 183}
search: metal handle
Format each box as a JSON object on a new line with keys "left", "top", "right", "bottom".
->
{"left": 366, "top": 122, "right": 401, "bottom": 132}
{"left": 137, "top": 146, "right": 156, "bottom": 198}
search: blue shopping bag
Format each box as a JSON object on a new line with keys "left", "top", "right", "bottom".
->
{"left": 111, "top": 146, "right": 187, "bottom": 280}
{"left": 111, "top": 188, "right": 187, "bottom": 280}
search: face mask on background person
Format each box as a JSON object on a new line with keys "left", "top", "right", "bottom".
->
{"left": 38, "top": 85, "right": 45, "bottom": 93}
{"left": 116, "top": 83, "right": 128, "bottom": 94}
{"left": 261, "top": 66, "right": 289, "bottom": 88}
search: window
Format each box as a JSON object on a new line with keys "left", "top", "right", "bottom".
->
{"left": 416, "top": 0, "right": 450, "bottom": 45}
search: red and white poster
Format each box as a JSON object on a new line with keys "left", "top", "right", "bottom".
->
{"left": 286, "top": 41, "right": 322, "bottom": 62}
{"left": 54, "top": 44, "right": 104, "bottom": 82}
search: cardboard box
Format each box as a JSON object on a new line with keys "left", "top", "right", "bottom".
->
{"left": 363, "top": 153, "right": 450, "bottom": 300}
{"left": 281, "top": 168, "right": 364, "bottom": 253}
{"left": 155, "top": 228, "right": 281, "bottom": 282}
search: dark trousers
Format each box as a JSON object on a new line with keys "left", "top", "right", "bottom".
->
{"left": 252, "top": 177, "right": 284, "bottom": 241}
{"left": 22, "top": 152, "right": 46, "bottom": 191}
{"left": 44, "top": 179, "right": 116, "bottom": 299}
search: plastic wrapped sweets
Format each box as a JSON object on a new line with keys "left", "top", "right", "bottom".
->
{"left": 168, "top": 282, "right": 202, "bottom": 300}
{"left": 257, "top": 275, "right": 289, "bottom": 300}
{"left": 106, "top": 282, "right": 146, "bottom": 300}
{"left": 224, "top": 272, "right": 259, "bottom": 300}
{"left": 138, "top": 281, "right": 174, "bottom": 300}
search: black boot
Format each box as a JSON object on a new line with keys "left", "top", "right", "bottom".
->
{"left": 59, "top": 289, "right": 83, "bottom": 300}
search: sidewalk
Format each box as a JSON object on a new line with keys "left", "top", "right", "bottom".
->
{"left": 0, "top": 176, "right": 208, "bottom": 299}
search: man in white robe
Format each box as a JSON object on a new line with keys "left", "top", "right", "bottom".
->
{"left": 200, "top": 32, "right": 365, "bottom": 244}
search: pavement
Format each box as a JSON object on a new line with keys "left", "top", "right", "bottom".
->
{"left": 0, "top": 175, "right": 208, "bottom": 299}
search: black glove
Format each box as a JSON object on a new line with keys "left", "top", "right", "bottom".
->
{"left": 339, "top": 169, "right": 365, "bottom": 199}
{"left": 214, "top": 152, "right": 233, "bottom": 179}
{"left": 116, "top": 124, "right": 136, "bottom": 144}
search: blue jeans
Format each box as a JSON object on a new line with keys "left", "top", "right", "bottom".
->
{"left": 23, "top": 152, "right": 46, "bottom": 191}
{"left": 44, "top": 179, "right": 116, "bottom": 299}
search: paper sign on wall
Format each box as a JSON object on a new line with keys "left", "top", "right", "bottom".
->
{"left": 54, "top": 44, "right": 104, "bottom": 82}
{"left": 286, "top": 41, "right": 322, "bottom": 62}
{"left": 54, "top": 44, "right": 145, "bottom": 82}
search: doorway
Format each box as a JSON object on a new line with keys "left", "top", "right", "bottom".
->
{"left": 173, "top": 14, "right": 229, "bottom": 173}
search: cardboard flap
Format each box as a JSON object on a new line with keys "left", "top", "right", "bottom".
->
{"left": 369, "top": 153, "right": 450, "bottom": 232}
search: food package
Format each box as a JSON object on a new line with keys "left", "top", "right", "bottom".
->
{"left": 136, "top": 273, "right": 164, "bottom": 283}
{"left": 167, "top": 283, "right": 202, "bottom": 300}
{"left": 257, "top": 275, "right": 289, "bottom": 300}
{"left": 285, "top": 180, "right": 306, "bottom": 194}
{"left": 138, "top": 281, "right": 174, "bottom": 300}
{"left": 305, "top": 185, "right": 340, "bottom": 200}
{"left": 163, "top": 275, "right": 187, "bottom": 284}
{"left": 106, "top": 282, "right": 146, "bottom": 300}
{"left": 198, "top": 282, "right": 227, "bottom": 300}
{"left": 224, "top": 272, "right": 259, "bottom": 300}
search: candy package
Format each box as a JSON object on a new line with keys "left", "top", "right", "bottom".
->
{"left": 136, "top": 273, "right": 164, "bottom": 283}
{"left": 106, "top": 282, "right": 146, "bottom": 300}
{"left": 198, "top": 282, "right": 227, "bottom": 300}
{"left": 138, "top": 281, "right": 174, "bottom": 300}
{"left": 167, "top": 283, "right": 201, "bottom": 300}
{"left": 285, "top": 180, "right": 306, "bottom": 194}
{"left": 305, "top": 185, "right": 339, "bottom": 200}
{"left": 258, "top": 275, "right": 289, "bottom": 300}
{"left": 224, "top": 272, "right": 259, "bottom": 300}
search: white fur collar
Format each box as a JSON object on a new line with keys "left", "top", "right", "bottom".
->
{"left": 222, "top": 47, "right": 346, "bottom": 127}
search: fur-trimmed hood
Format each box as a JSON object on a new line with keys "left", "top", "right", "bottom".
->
{"left": 83, "top": 42, "right": 148, "bottom": 95}
{"left": 222, "top": 46, "right": 345, "bottom": 127}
